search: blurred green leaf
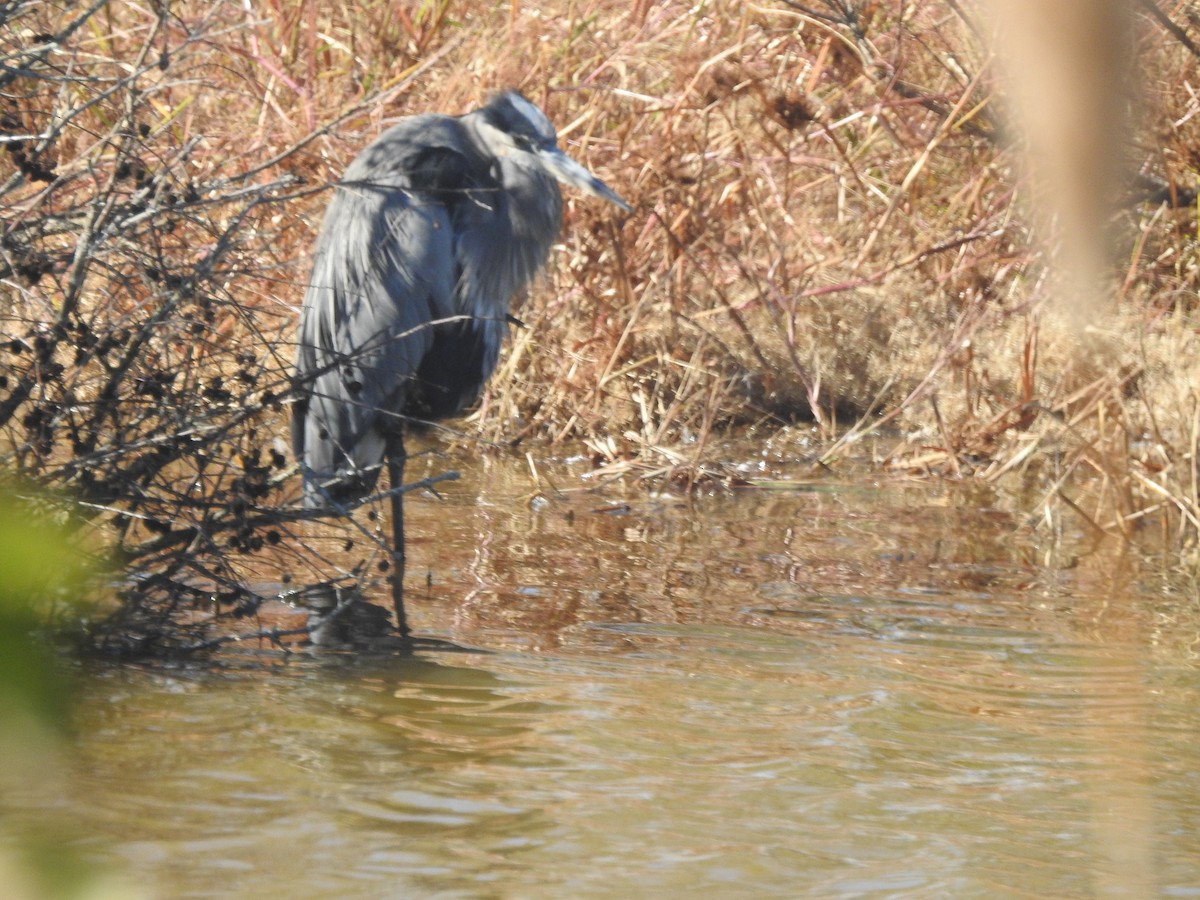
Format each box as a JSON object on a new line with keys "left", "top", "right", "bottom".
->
{"left": 0, "top": 490, "right": 123, "bottom": 898}
{"left": 0, "top": 489, "right": 96, "bottom": 734}
{"left": 0, "top": 493, "right": 92, "bottom": 607}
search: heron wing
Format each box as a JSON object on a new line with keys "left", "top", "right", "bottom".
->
{"left": 293, "top": 119, "right": 466, "bottom": 504}
{"left": 291, "top": 115, "right": 562, "bottom": 507}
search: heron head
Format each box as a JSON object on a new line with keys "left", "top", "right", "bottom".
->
{"left": 475, "top": 91, "right": 632, "bottom": 213}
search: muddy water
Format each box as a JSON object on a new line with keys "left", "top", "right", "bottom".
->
{"left": 12, "top": 448, "right": 1200, "bottom": 896}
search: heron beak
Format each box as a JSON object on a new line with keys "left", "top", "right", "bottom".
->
{"left": 538, "top": 147, "right": 633, "bottom": 213}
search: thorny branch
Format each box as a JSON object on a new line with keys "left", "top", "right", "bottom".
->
{"left": 0, "top": 1, "right": 455, "bottom": 656}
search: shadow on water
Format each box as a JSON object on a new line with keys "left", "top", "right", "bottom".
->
{"left": 8, "top": 447, "right": 1200, "bottom": 897}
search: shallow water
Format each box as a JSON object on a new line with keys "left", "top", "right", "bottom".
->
{"left": 10, "top": 448, "right": 1200, "bottom": 897}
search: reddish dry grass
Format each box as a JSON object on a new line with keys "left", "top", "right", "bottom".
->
{"left": 8, "top": 0, "right": 1200, "bottom": 595}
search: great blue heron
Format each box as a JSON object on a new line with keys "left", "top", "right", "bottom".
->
{"left": 291, "top": 91, "right": 631, "bottom": 638}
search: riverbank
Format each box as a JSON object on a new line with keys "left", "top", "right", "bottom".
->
{"left": 3, "top": 2, "right": 1198, "bottom": 652}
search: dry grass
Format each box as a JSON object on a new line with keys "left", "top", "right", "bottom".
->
{"left": 5, "top": 1, "right": 1200, "bottom": 651}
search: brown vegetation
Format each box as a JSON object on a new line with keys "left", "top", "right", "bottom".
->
{"left": 4, "top": 1, "right": 1200, "bottom": 653}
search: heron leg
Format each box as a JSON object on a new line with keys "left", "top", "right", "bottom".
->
{"left": 385, "top": 432, "right": 410, "bottom": 638}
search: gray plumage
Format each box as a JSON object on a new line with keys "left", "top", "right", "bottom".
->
{"left": 291, "top": 91, "right": 630, "bottom": 636}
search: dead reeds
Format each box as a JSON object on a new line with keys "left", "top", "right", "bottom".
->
{"left": 5, "top": 1, "right": 1200, "bottom": 654}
